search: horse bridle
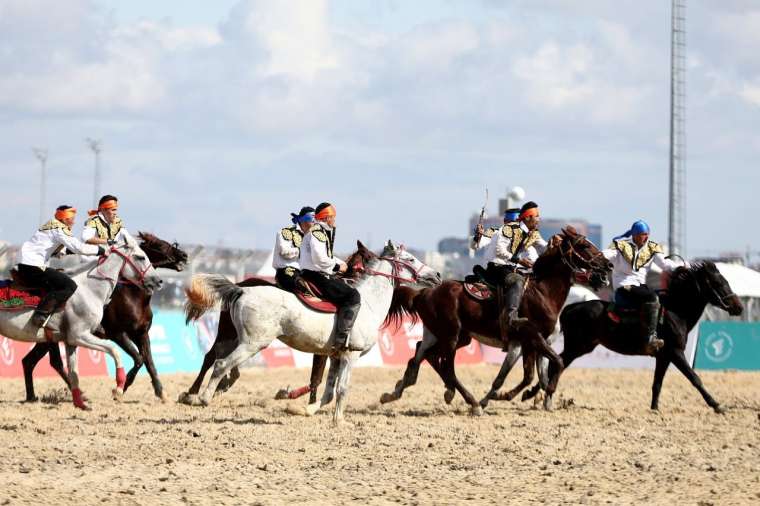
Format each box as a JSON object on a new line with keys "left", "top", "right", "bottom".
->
{"left": 693, "top": 269, "right": 737, "bottom": 311}
{"left": 141, "top": 241, "right": 183, "bottom": 269}
{"left": 94, "top": 246, "right": 153, "bottom": 288}
{"left": 558, "top": 236, "right": 606, "bottom": 275}
{"left": 353, "top": 255, "right": 422, "bottom": 287}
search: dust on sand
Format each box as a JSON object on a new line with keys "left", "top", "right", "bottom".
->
{"left": 0, "top": 365, "right": 758, "bottom": 505}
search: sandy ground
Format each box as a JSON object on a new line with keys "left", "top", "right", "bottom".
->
{"left": 0, "top": 364, "right": 758, "bottom": 505}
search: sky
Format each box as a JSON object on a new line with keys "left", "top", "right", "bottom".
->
{"left": 0, "top": 0, "right": 758, "bottom": 257}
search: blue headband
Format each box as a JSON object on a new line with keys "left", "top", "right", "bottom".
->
{"left": 614, "top": 219, "right": 650, "bottom": 241}
{"left": 297, "top": 212, "right": 315, "bottom": 224}
{"left": 504, "top": 211, "right": 520, "bottom": 222}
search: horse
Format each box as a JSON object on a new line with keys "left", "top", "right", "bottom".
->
{"left": 21, "top": 232, "right": 188, "bottom": 402}
{"left": 178, "top": 241, "right": 439, "bottom": 406}
{"left": 183, "top": 241, "right": 441, "bottom": 424}
{"left": 0, "top": 236, "right": 162, "bottom": 410}
{"left": 535, "top": 261, "right": 743, "bottom": 413}
{"left": 378, "top": 227, "right": 612, "bottom": 414}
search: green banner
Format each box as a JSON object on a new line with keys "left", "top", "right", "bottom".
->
{"left": 694, "top": 321, "right": 760, "bottom": 371}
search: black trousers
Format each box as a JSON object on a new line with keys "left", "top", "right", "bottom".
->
{"left": 17, "top": 264, "right": 77, "bottom": 310}
{"left": 614, "top": 285, "right": 657, "bottom": 309}
{"left": 275, "top": 267, "right": 300, "bottom": 292}
{"left": 300, "top": 270, "right": 360, "bottom": 306}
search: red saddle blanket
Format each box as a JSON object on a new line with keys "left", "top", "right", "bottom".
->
{"left": 240, "top": 277, "right": 337, "bottom": 313}
{"left": 463, "top": 282, "right": 493, "bottom": 301}
{"left": 0, "top": 280, "right": 42, "bottom": 310}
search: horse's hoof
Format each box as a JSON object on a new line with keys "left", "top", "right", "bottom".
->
{"left": 479, "top": 397, "right": 489, "bottom": 409}
{"left": 379, "top": 392, "right": 396, "bottom": 404}
{"left": 470, "top": 405, "right": 483, "bottom": 417}
{"left": 714, "top": 405, "right": 726, "bottom": 415}
{"left": 177, "top": 392, "right": 191, "bottom": 405}
{"left": 25, "top": 396, "right": 39, "bottom": 403}
{"left": 304, "top": 403, "right": 319, "bottom": 417}
{"left": 112, "top": 388, "right": 124, "bottom": 402}
{"left": 274, "top": 388, "right": 290, "bottom": 400}
{"left": 158, "top": 392, "right": 169, "bottom": 403}
{"left": 443, "top": 389, "right": 455, "bottom": 404}
{"left": 543, "top": 396, "right": 553, "bottom": 411}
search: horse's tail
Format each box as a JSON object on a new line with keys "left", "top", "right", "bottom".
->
{"left": 382, "top": 286, "right": 422, "bottom": 331}
{"left": 184, "top": 274, "right": 244, "bottom": 324}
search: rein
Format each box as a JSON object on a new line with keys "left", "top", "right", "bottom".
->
{"left": 358, "top": 256, "right": 421, "bottom": 286}
{"left": 94, "top": 247, "right": 151, "bottom": 288}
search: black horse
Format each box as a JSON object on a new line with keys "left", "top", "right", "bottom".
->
{"left": 534, "top": 261, "right": 743, "bottom": 413}
{"left": 22, "top": 232, "right": 188, "bottom": 402}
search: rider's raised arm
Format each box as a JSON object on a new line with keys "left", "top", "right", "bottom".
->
{"left": 53, "top": 228, "right": 101, "bottom": 256}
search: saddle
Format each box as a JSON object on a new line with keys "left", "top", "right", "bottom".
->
{"left": 0, "top": 270, "right": 43, "bottom": 310}
{"left": 241, "top": 276, "right": 338, "bottom": 314}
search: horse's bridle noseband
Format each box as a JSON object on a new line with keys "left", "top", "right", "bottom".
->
{"left": 353, "top": 255, "right": 422, "bottom": 287}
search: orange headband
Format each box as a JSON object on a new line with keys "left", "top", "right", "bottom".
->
{"left": 88, "top": 199, "right": 118, "bottom": 216}
{"left": 520, "top": 207, "right": 539, "bottom": 220}
{"left": 55, "top": 208, "right": 77, "bottom": 221}
{"left": 315, "top": 205, "right": 336, "bottom": 220}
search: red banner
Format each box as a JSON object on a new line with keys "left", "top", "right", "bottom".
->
{"left": 0, "top": 336, "right": 108, "bottom": 378}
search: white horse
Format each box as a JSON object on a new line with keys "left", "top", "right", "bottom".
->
{"left": 0, "top": 236, "right": 162, "bottom": 409}
{"left": 184, "top": 240, "right": 441, "bottom": 424}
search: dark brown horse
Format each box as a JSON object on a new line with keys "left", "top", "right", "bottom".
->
{"left": 533, "top": 261, "right": 743, "bottom": 413}
{"left": 378, "top": 227, "right": 612, "bottom": 414}
{"left": 22, "top": 232, "right": 188, "bottom": 402}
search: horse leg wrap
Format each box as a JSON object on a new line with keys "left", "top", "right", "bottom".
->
{"left": 116, "top": 367, "right": 126, "bottom": 389}
{"left": 72, "top": 388, "right": 87, "bottom": 410}
{"left": 288, "top": 385, "right": 312, "bottom": 399}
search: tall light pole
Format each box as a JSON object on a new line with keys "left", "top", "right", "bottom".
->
{"left": 668, "top": 0, "right": 687, "bottom": 256}
{"left": 32, "top": 148, "right": 48, "bottom": 224}
{"left": 85, "top": 138, "right": 102, "bottom": 207}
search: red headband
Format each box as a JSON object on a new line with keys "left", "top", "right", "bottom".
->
{"left": 315, "top": 205, "right": 336, "bottom": 220}
{"left": 520, "top": 207, "right": 539, "bottom": 219}
{"left": 88, "top": 199, "right": 118, "bottom": 216}
{"left": 55, "top": 208, "right": 77, "bottom": 221}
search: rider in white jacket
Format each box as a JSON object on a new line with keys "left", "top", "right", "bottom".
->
{"left": 602, "top": 220, "right": 682, "bottom": 354}
{"left": 17, "top": 205, "right": 103, "bottom": 328}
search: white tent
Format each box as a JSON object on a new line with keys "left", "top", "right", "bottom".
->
{"left": 715, "top": 262, "right": 760, "bottom": 298}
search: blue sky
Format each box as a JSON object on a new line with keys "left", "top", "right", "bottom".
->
{"left": 1, "top": 0, "right": 758, "bottom": 258}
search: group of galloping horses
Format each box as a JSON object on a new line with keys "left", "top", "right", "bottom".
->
{"left": 14, "top": 227, "right": 743, "bottom": 421}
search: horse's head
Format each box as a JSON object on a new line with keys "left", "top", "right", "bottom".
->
{"left": 675, "top": 262, "right": 743, "bottom": 316}
{"left": 347, "top": 240, "right": 440, "bottom": 288}
{"left": 549, "top": 226, "right": 612, "bottom": 289}
{"left": 106, "top": 235, "right": 163, "bottom": 294}
{"left": 138, "top": 231, "right": 189, "bottom": 272}
{"left": 381, "top": 240, "right": 442, "bottom": 287}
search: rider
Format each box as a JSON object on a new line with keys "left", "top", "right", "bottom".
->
{"left": 272, "top": 206, "right": 315, "bottom": 292}
{"left": 471, "top": 208, "right": 520, "bottom": 251}
{"left": 299, "top": 202, "right": 361, "bottom": 353}
{"left": 603, "top": 220, "right": 681, "bottom": 355}
{"left": 82, "top": 195, "right": 134, "bottom": 247}
{"left": 17, "top": 205, "right": 104, "bottom": 328}
{"left": 483, "top": 201, "right": 547, "bottom": 343}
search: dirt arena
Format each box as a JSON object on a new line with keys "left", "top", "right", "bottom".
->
{"left": 0, "top": 365, "right": 758, "bottom": 505}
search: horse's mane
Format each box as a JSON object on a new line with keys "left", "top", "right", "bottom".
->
{"left": 382, "top": 285, "right": 420, "bottom": 331}
{"left": 668, "top": 261, "right": 710, "bottom": 292}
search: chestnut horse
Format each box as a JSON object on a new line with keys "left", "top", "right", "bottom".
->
{"left": 378, "top": 227, "right": 612, "bottom": 414}
{"left": 22, "top": 232, "right": 188, "bottom": 402}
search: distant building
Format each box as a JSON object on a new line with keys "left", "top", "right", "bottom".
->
{"left": 438, "top": 237, "right": 470, "bottom": 256}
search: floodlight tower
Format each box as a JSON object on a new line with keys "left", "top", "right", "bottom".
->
{"left": 32, "top": 148, "right": 48, "bottom": 224}
{"left": 668, "top": 0, "right": 687, "bottom": 256}
{"left": 86, "top": 138, "right": 103, "bottom": 208}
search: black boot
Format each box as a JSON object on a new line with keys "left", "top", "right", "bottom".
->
{"left": 332, "top": 303, "right": 361, "bottom": 353}
{"left": 640, "top": 301, "right": 664, "bottom": 355}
